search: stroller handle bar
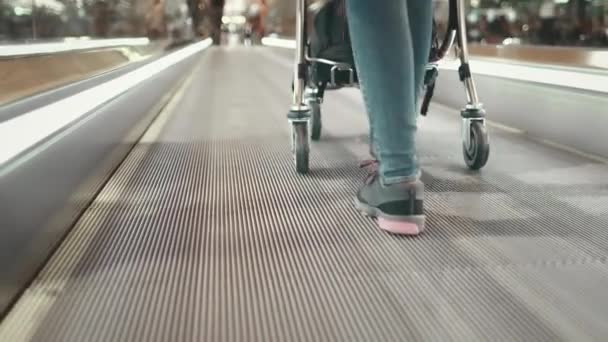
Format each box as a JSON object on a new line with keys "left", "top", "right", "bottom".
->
{"left": 291, "top": 0, "right": 308, "bottom": 112}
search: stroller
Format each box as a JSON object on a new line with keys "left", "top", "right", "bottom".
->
{"left": 287, "top": 0, "right": 490, "bottom": 174}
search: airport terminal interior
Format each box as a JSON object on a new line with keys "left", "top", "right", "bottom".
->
{"left": 1, "top": 0, "right": 608, "bottom": 341}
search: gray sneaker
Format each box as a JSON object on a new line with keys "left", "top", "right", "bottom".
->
{"left": 355, "top": 160, "right": 426, "bottom": 235}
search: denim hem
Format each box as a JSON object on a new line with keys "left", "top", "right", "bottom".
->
{"left": 381, "top": 169, "right": 421, "bottom": 186}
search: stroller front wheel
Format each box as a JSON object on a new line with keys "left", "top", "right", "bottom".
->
{"left": 291, "top": 121, "right": 310, "bottom": 174}
{"left": 462, "top": 120, "right": 490, "bottom": 170}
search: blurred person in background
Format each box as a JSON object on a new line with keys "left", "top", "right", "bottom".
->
{"left": 247, "top": 0, "right": 268, "bottom": 42}
{"left": 207, "top": 0, "right": 224, "bottom": 45}
{"left": 146, "top": 0, "right": 166, "bottom": 40}
{"left": 486, "top": 15, "right": 512, "bottom": 44}
{"left": 539, "top": 0, "right": 557, "bottom": 45}
{"left": 589, "top": 11, "right": 607, "bottom": 46}
{"left": 468, "top": 15, "right": 489, "bottom": 43}
{"left": 186, "top": 0, "right": 204, "bottom": 37}
{"left": 565, "top": 17, "right": 588, "bottom": 46}
{"left": 92, "top": 0, "right": 111, "bottom": 37}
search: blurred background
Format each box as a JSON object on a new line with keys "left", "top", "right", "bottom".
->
{"left": 2, "top": 0, "right": 608, "bottom": 338}
{"left": 0, "top": 0, "right": 606, "bottom": 47}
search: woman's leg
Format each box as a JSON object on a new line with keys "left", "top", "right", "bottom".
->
{"left": 346, "top": 0, "right": 432, "bottom": 234}
{"left": 346, "top": 0, "right": 418, "bottom": 183}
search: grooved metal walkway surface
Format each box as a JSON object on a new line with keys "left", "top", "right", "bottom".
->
{"left": 3, "top": 47, "right": 608, "bottom": 341}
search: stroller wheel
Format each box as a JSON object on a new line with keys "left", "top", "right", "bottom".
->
{"left": 291, "top": 121, "right": 310, "bottom": 174}
{"left": 309, "top": 99, "right": 322, "bottom": 141}
{"left": 462, "top": 121, "right": 490, "bottom": 170}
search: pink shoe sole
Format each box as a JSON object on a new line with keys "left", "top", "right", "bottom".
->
{"left": 377, "top": 217, "right": 424, "bottom": 236}
{"left": 355, "top": 197, "right": 426, "bottom": 236}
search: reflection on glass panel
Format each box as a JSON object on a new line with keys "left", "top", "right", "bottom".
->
{"left": 1, "top": 0, "right": 35, "bottom": 41}
{"left": 461, "top": 0, "right": 608, "bottom": 47}
{"left": 1, "top": 0, "right": 606, "bottom": 49}
{"left": 0, "top": 0, "right": 206, "bottom": 43}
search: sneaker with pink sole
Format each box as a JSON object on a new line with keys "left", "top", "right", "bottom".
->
{"left": 355, "top": 160, "right": 426, "bottom": 235}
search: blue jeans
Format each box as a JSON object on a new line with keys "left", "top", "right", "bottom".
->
{"left": 346, "top": 0, "right": 433, "bottom": 184}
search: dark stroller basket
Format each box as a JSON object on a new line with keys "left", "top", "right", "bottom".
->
{"left": 307, "top": 0, "right": 358, "bottom": 90}
{"left": 307, "top": 0, "right": 442, "bottom": 108}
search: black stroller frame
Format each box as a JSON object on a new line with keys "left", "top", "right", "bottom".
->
{"left": 287, "top": 0, "right": 490, "bottom": 174}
